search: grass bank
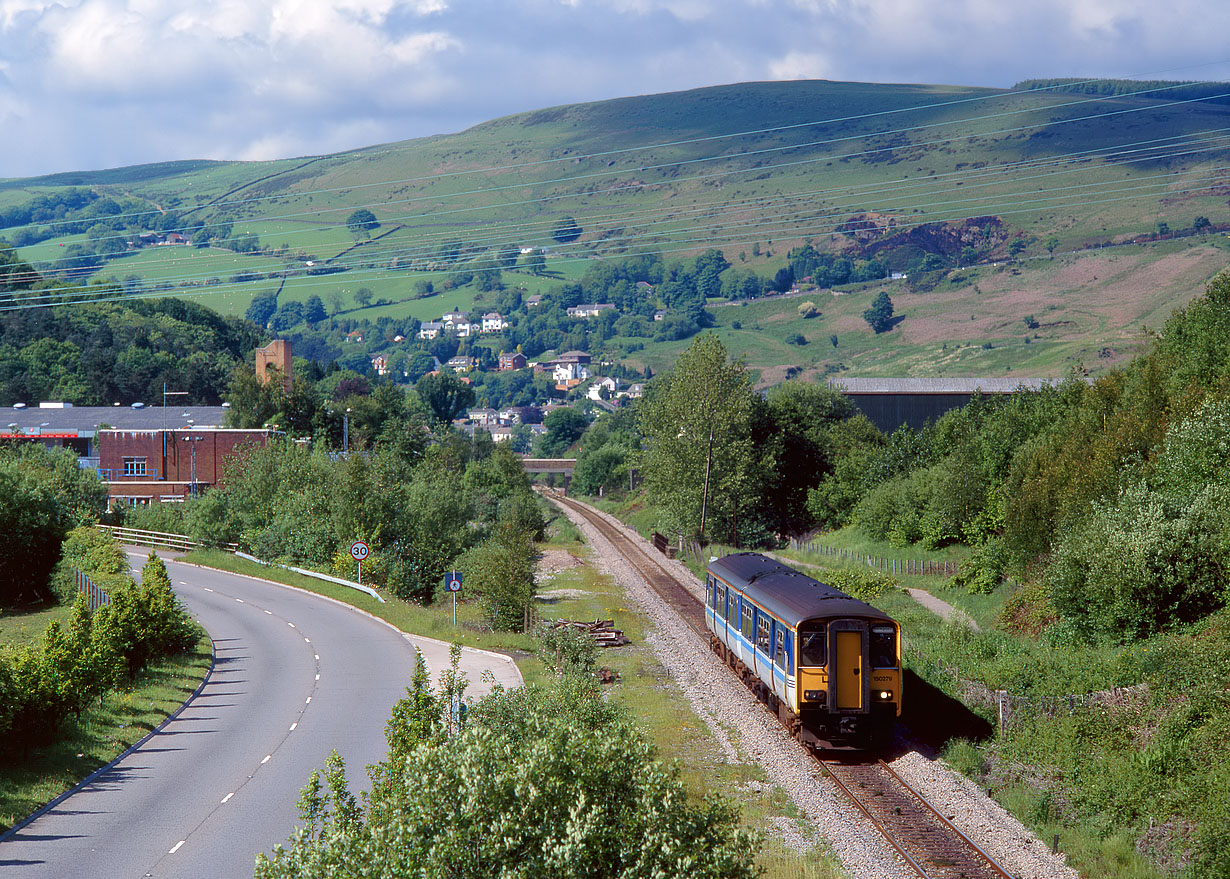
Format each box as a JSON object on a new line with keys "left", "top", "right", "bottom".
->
{"left": 0, "top": 635, "right": 212, "bottom": 833}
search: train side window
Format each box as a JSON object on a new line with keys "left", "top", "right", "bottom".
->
{"left": 799, "top": 627, "right": 826, "bottom": 667}
{"left": 756, "top": 614, "right": 771, "bottom": 653}
{"left": 871, "top": 625, "right": 897, "bottom": 667}
{"left": 720, "top": 585, "right": 729, "bottom": 621}
{"left": 774, "top": 628, "right": 785, "bottom": 667}
{"left": 741, "top": 602, "right": 754, "bottom": 640}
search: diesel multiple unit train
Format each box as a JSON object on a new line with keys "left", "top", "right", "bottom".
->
{"left": 704, "top": 552, "right": 901, "bottom": 749}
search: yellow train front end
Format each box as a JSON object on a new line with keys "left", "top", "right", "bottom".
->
{"left": 793, "top": 619, "right": 900, "bottom": 750}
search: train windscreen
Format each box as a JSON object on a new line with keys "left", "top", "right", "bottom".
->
{"left": 799, "top": 627, "right": 826, "bottom": 667}
{"left": 871, "top": 625, "right": 897, "bottom": 668}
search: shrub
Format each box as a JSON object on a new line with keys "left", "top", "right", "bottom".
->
{"left": 823, "top": 567, "right": 898, "bottom": 602}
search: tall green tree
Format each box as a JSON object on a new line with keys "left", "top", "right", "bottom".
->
{"left": 415, "top": 372, "right": 476, "bottom": 424}
{"left": 862, "top": 291, "right": 894, "bottom": 334}
{"left": 638, "top": 334, "right": 759, "bottom": 542}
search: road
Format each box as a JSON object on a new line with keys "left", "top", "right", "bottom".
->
{"left": 0, "top": 552, "right": 521, "bottom": 879}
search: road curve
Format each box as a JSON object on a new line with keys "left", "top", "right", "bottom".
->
{"left": 0, "top": 551, "right": 521, "bottom": 879}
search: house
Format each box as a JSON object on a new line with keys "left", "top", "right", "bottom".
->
{"left": 418, "top": 321, "right": 444, "bottom": 340}
{"left": 392, "top": 334, "right": 405, "bottom": 343}
{"left": 652, "top": 310, "right": 667, "bottom": 322}
{"left": 490, "top": 426, "right": 514, "bottom": 443}
{"left": 371, "top": 354, "right": 389, "bottom": 376}
{"left": 566, "top": 303, "right": 616, "bottom": 319}
{"left": 587, "top": 377, "right": 620, "bottom": 401}
{"left": 446, "top": 355, "right": 476, "bottom": 373}
{"left": 346, "top": 330, "right": 364, "bottom": 344}
{"left": 636, "top": 281, "right": 654, "bottom": 293}
{"left": 498, "top": 351, "right": 527, "bottom": 371}
{"left": 552, "top": 352, "right": 591, "bottom": 385}
{"left": 467, "top": 408, "right": 500, "bottom": 427}
{"left": 525, "top": 295, "right": 543, "bottom": 308}
{"left": 481, "top": 312, "right": 508, "bottom": 333}
{"left": 442, "top": 313, "right": 472, "bottom": 337}
{"left": 442, "top": 310, "right": 469, "bottom": 323}
{"left": 623, "top": 382, "right": 645, "bottom": 399}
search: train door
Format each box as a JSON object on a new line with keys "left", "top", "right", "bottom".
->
{"left": 834, "top": 630, "right": 863, "bottom": 710}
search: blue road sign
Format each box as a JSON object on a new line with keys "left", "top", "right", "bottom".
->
{"left": 445, "top": 571, "right": 463, "bottom": 593}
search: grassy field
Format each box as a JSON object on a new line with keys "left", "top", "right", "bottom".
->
{"left": 0, "top": 603, "right": 72, "bottom": 649}
{"left": 0, "top": 635, "right": 213, "bottom": 833}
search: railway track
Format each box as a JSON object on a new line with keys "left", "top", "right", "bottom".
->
{"left": 545, "top": 489, "right": 1018, "bottom": 879}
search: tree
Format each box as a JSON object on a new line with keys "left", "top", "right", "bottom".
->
{"left": 522, "top": 249, "right": 547, "bottom": 275}
{"left": 1044, "top": 235, "right": 1060, "bottom": 257}
{"left": 256, "top": 676, "right": 758, "bottom": 879}
{"left": 346, "top": 209, "right": 379, "bottom": 240}
{"left": 415, "top": 372, "right": 476, "bottom": 424}
{"left": 353, "top": 287, "right": 373, "bottom": 308}
{"left": 541, "top": 407, "right": 588, "bottom": 455}
{"left": 862, "top": 291, "right": 895, "bottom": 334}
{"left": 1194, "top": 216, "right": 1212, "bottom": 233}
{"left": 551, "top": 215, "right": 582, "bottom": 244}
{"left": 303, "top": 296, "right": 326, "bottom": 325}
{"left": 638, "top": 334, "right": 760, "bottom": 542}
{"left": 1157, "top": 221, "right": 1171, "bottom": 238}
{"left": 462, "top": 510, "right": 539, "bottom": 631}
{"left": 246, "top": 290, "right": 279, "bottom": 327}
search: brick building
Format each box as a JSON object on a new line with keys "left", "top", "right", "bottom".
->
{"left": 99, "top": 427, "right": 276, "bottom": 506}
{"left": 255, "top": 339, "right": 292, "bottom": 392}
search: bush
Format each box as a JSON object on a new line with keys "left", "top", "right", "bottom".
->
{"left": 1046, "top": 483, "right": 1230, "bottom": 642}
{"left": 823, "top": 567, "right": 898, "bottom": 602}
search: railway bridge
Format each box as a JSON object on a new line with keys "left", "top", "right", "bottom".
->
{"left": 520, "top": 457, "right": 577, "bottom": 492}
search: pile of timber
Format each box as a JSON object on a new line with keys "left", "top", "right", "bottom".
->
{"left": 549, "top": 618, "right": 631, "bottom": 648}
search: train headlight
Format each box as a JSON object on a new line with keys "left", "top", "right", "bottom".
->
{"left": 877, "top": 690, "right": 894, "bottom": 701}
{"left": 804, "top": 689, "right": 824, "bottom": 702}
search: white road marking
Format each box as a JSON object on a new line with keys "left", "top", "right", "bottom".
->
{"left": 314, "top": 654, "right": 319, "bottom": 660}
{"left": 305, "top": 697, "right": 311, "bottom": 704}
{"left": 289, "top": 722, "right": 297, "bottom": 731}
{"left": 315, "top": 674, "right": 319, "bottom": 681}
{"left": 169, "top": 840, "right": 186, "bottom": 854}
{"left": 288, "top": 622, "right": 295, "bottom": 628}
{"left": 178, "top": 581, "right": 188, "bottom": 585}
{"left": 203, "top": 587, "right": 214, "bottom": 592}
{"left": 265, "top": 610, "right": 272, "bottom": 615}
{"left": 304, "top": 637, "right": 311, "bottom": 643}
{"left": 235, "top": 598, "right": 244, "bottom": 603}
{"left": 261, "top": 755, "right": 271, "bottom": 764}
{"left": 221, "top": 792, "right": 234, "bottom": 804}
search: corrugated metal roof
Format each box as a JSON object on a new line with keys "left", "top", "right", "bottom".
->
{"left": 828, "top": 377, "right": 1060, "bottom": 395}
{"left": 1, "top": 405, "right": 231, "bottom": 434}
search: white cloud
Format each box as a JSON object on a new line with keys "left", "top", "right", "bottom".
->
{"left": 3, "top": 0, "right": 1230, "bottom": 176}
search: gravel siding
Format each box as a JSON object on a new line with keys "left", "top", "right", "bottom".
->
{"left": 554, "top": 498, "right": 1080, "bottom": 879}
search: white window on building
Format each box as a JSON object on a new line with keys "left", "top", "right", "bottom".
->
{"left": 122, "top": 456, "right": 147, "bottom": 476}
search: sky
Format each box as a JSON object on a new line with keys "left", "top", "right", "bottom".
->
{"left": 2, "top": 0, "right": 1230, "bottom": 179}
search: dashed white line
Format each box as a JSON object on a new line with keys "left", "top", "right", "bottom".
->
{"left": 304, "top": 637, "right": 311, "bottom": 643}
{"left": 261, "top": 754, "right": 271, "bottom": 765}
{"left": 289, "top": 722, "right": 297, "bottom": 731}
{"left": 314, "top": 654, "right": 319, "bottom": 660}
{"left": 203, "top": 587, "right": 214, "bottom": 593}
{"left": 221, "top": 792, "right": 234, "bottom": 804}
{"left": 178, "top": 581, "right": 188, "bottom": 585}
{"left": 315, "top": 673, "right": 320, "bottom": 681}
{"left": 235, "top": 598, "right": 244, "bottom": 603}
{"left": 169, "top": 840, "right": 186, "bottom": 854}
{"left": 264, "top": 610, "right": 273, "bottom": 615}
{"left": 288, "top": 622, "right": 295, "bottom": 628}
{"left": 305, "top": 697, "right": 311, "bottom": 704}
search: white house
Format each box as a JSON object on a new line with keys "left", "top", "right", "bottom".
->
{"left": 418, "top": 321, "right": 443, "bottom": 340}
{"left": 370, "top": 354, "right": 389, "bottom": 376}
{"left": 587, "top": 377, "right": 620, "bottom": 401}
{"left": 567, "top": 303, "right": 616, "bottom": 319}
{"left": 481, "top": 312, "right": 508, "bottom": 333}
{"left": 554, "top": 361, "right": 590, "bottom": 384}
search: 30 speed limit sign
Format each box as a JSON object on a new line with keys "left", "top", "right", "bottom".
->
{"left": 349, "top": 540, "right": 370, "bottom": 562}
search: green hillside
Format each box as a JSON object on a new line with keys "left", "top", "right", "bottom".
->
{"left": 2, "top": 78, "right": 1229, "bottom": 377}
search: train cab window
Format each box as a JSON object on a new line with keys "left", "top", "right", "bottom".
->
{"left": 871, "top": 625, "right": 897, "bottom": 668}
{"left": 799, "top": 627, "right": 826, "bottom": 667}
{"left": 774, "top": 629, "right": 785, "bottom": 667}
{"left": 756, "top": 614, "right": 771, "bottom": 653}
{"left": 706, "top": 577, "right": 715, "bottom": 608}
{"left": 741, "top": 602, "right": 754, "bottom": 640}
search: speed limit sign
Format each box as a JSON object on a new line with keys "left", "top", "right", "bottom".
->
{"left": 349, "top": 540, "right": 370, "bottom": 562}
